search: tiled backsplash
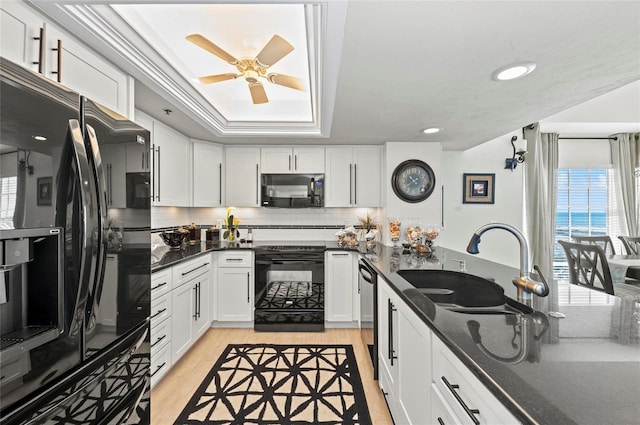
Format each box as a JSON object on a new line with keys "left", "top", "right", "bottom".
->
{"left": 152, "top": 206, "right": 383, "bottom": 241}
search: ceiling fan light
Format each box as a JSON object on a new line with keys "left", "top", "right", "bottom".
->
{"left": 422, "top": 127, "right": 441, "bottom": 134}
{"left": 492, "top": 61, "right": 536, "bottom": 81}
{"left": 244, "top": 69, "right": 259, "bottom": 84}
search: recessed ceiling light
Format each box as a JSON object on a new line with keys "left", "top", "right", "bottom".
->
{"left": 33, "top": 135, "right": 47, "bottom": 141}
{"left": 491, "top": 61, "right": 536, "bottom": 81}
{"left": 422, "top": 127, "right": 441, "bottom": 134}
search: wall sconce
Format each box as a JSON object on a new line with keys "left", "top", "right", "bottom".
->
{"left": 505, "top": 136, "right": 527, "bottom": 171}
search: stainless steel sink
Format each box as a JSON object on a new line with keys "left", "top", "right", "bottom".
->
{"left": 397, "top": 269, "right": 532, "bottom": 315}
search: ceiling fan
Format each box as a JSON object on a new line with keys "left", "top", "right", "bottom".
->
{"left": 186, "top": 33, "right": 304, "bottom": 104}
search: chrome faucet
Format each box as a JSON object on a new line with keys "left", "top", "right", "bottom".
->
{"left": 466, "top": 223, "right": 549, "bottom": 304}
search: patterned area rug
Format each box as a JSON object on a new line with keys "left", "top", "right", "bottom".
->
{"left": 174, "top": 344, "right": 372, "bottom": 425}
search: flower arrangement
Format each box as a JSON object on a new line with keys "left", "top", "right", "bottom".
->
{"left": 223, "top": 207, "right": 240, "bottom": 241}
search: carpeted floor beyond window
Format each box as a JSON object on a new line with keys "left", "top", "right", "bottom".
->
{"left": 174, "top": 344, "right": 372, "bottom": 425}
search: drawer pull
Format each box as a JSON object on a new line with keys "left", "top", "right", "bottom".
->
{"left": 442, "top": 376, "right": 480, "bottom": 425}
{"left": 181, "top": 262, "right": 210, "bottom": 276}
{"left": 152, "top": 282, "right": 167, "bottom": 291}
{"left": 151, "top": 335, "right": 166, "bottom": 347}
{"left": 151, "top": 362, "right": 166, "bottom": 377}
{"left": 437, "top": 418, "right": 445, "bottom": 425}
{"left": 151, "top": 308, "right": 167, "bottom": 319}
{"left": 225, "top": 258, "right": 245, "bottom": 262}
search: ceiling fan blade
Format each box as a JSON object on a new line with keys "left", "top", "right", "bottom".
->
{"left": 266, "top": 73, "right": 304, "bottom": 91}
{"left": 255, "top": 35, "right": 294, "bottom": 68}
{"left": 249, "top": 82, "right": 268, "bottom": 104}
{"left": 186, "top": 34, "right": 238, "bottom": 65}
{"left": 198, "top": 73, "right": 240, "bottom": 84}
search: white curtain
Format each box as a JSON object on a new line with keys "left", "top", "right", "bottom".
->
{"left": 610, "top": 133, "right": 639, "bottom": 236}
{"left": 524, "top": 124, "right": 559, "bottom": 280}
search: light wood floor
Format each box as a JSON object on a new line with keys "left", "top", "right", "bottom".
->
{"left": 151, "top": 328, "right": 393, "bottom": 425}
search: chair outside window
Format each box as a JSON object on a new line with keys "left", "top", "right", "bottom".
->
{"left": 572, "top": 235, "right": 616, "bottom": 255}
{"left": 558, "top": 240, "right": 615, "bottom": 295}
{"left": 618, "top": 236, "right": 640, "bottom": 255}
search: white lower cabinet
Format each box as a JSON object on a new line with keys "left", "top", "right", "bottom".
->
{"left": 377, "top": 275, "right": 520, "bottom": 425}
{"left": 172, "top": 255, "right": 212, "bottom": 362}
{"left": 214, "top": 251, "right": 254, "bottom": 323}
{"left": 325, "top": 251, "right": 357, "bottom": 324}
{"left": 377, "top": 275, "right": 431, "bottom": 424}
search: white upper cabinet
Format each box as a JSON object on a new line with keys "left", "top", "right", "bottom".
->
{"left": 325, "top": 146, "right": 381, "bottom": 207}
{"left": 225, "top": 147, "right": 260, "bottom": 207}
{"left": 192, "top": 141, "right": 223, "bottom": 207}
{"left": 0, "top": 1, "right": 131, "bottom": 118}
{"left": 261, "top": 147, "right": 325, "bottom": 174}
{"left": 1, "top": 1, "right": 43, "bottom": 73}
{"left": 151, "top": 119, "right": 191, "bottom": 207}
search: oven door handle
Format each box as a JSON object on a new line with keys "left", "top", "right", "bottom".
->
{"left": 259, "top": 259, "right": 324, "bottom": 265}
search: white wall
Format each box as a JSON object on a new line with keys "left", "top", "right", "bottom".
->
{"left": 382, "top": 141, "right": 442, "bottom": 245}
{"left": 440, "top": 131, "right": 524, "bottom": 268}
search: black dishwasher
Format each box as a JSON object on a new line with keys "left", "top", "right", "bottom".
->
{"left": 359, "top": 259, "right": 378, "bottom": 379}
{"left": 254, "top": 245, "right": 325, "bottom": 332}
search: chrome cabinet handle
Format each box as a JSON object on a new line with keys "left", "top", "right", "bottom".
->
{"left": 247, "top": 272, "right": 250, "bottom": 303}
{"left": 151, "top": 308, "right": 167, "bottom": 319}
{"left": 33, "top": 27, "right": 44, "bottom": 73}
{"left": 219, "top": 163, "right": 222, "bottom": 205}
{"left": 349, "top": 164, "right": 353, "bottom": 204}
{"left": 294, "top": 155, "right": 298, "bottom": 170}
{"left": 193, "top": 285, "right": 198, "bottom": 319}
{"left": 151, "top": 363, "right": 166, "bottom": 377}
{"left": 151, "top": 335, "right": 166, "bottom": 347}
{"left": 331, "top": 253, "right": 349, "bottom": 256}
{"left": 151, "top": 282, "right": 167, "bottom": 291}
{"left": 437, "top": 418, "right": 445, "bottom": 425}
{"left": 181, "top": 262, "right": 210, "bottom": 276}
{"left": 256, "top": 164, "right": 259, "bottom": 205}
{"left": 51, "top": 39, "right": 62, "bottom": 82}
{"left": 388, "top": 299, "right": 397, "bottom": 365}
{"left": 289, "top": 155, "right": 292, "bottom": 171}
{"left": 354, "top": 163, "right": 357, "bottom": 204}
{"left": 442, "top": 376, "right": 480, "bottom": 425}
{"left": 156, "top": 145, "right": 161, "bottom": 201}
{"left": 150, "top": 144, "right": 155, "bottom": 200}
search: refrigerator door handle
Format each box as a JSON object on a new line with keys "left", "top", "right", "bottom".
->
{"left": 84, "top": 123, "right": 108, "bottom": 335}
{"left": 55, "top": 119, "right": 98, "bottom": 344}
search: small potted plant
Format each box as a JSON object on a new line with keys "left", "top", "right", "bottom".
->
{"left": 223, "top": 207, "right": 240, "bottom": 241}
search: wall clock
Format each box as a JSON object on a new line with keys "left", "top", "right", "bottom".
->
{"left": 391, "top": 159, "right": 436, "bottom": 203}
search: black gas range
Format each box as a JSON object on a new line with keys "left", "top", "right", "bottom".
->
{"left": 253, "top": 243, "right": 326, "bottom": 332}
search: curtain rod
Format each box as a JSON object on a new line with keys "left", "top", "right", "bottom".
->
{"left": 558, "top": 136, "right": 617, "bottom": 140}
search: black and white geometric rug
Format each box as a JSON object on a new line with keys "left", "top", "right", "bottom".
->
{"left": 174, "top": 344, "right": 372, "bottom": 425}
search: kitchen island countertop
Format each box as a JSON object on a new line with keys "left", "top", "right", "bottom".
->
{"left": 151, "top": 240, "right": 640, "bottom": 425}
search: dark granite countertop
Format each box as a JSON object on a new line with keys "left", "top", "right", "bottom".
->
{"left": 150, "top": 240, "right": 640, "bottom": 424}
{"left": 363, "top": 244, "right": 640, "bottom": 425}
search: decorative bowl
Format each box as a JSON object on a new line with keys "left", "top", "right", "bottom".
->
{"left": 159, "top": 231, "right": 188, "bottom": 249}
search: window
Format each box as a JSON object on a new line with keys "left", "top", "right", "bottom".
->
{"left": 0, "top": 176, "right": 17, "bottom": 228}
{"left": 553, "top": 169, "right": 622, "bottom": 281}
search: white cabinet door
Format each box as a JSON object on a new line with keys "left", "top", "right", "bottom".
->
{"left": 260, "top": 147, "right": 291, "bottom": 173}
{"left": 0, "top": 1, "right": 43, "bottom": 72}
{"left": 260, "top": 147, "right": 325, "bottom": 173}
{"left": 152, "top": 120, "right": 190, "bottom": 206}
{"left": 353, "top": 147, "right": 381, "bottom": 207}
{"left": 293, "top": 147, "right": 325, "bottom": 173}
{"left": 193, "top": 271, "right": 211, "bottom": 339}
{"left": 325, "top": 252, "right": 355, "bottom": 323}
{"left": 325, "top": 147, "right": 353, "bottom": 207}
{"left": 225, "top": 147, "right": 260, "bottom": 207}
{"left": 100, "top": 145, "right": 127, "bottom": 208}
{"left": 217, "top": 268, "right": 253, "bottom": 322}
{"left": 192, "top": 141, "right": 223, "bottom": 207}
{"left": 171, "top": 281, "right": 195, "bottom": 361}
{"left": 46, "top": 25, "right": 130, "bottom": 117}
{"left": 397, "top": 301, "right": 432, "bottom": 424}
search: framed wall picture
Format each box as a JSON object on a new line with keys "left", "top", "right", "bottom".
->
{"left": 463, "top": 173, "right": 495, "bottom": 204}
{"left": 37, "top": 177, "right": 52, "bottom": 206}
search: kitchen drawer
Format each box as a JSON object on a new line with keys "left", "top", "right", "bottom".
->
{"left": 150, "top": 292, "right": 171, "bottom": 326}
{"left": 173, "top": 254, "right": 211, "bottom": 288}
{"left": 151, "top": 268, "right": 172, "bottom": 300}
{"left": 216, "top": 250, "right": 252, "bottom": 268}
{"left": 432, "top": 337, "right": 519, "bottom": 425}
{"left": 150, "top": 315, "right": 171, "bottom": 355}
{"left": 150, "top": 343, "right": 172, "bottom": 388}
{"left": 431, "top": 382, "right": 463, "bottom": 425}
{"left": 0, "top": 355, "right": 29, "bottom": 387}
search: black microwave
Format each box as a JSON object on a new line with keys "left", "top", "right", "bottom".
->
{"left": 261, "top": 174, "right": 324, "bottom": 208}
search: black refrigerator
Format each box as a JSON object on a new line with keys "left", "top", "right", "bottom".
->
{"left": 0, "top": 58, "right": 150, "bottom": 424}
